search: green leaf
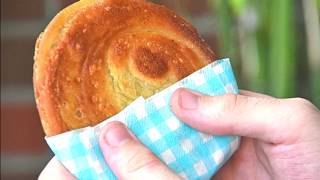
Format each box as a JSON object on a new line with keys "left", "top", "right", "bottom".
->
{"left": 269, "top": 0, "right": 296, "bottom": 97}
{"left": 208, "top": 0, "right": 240, "bottom": 74}
{"left": 229, "top": 0, "right": 247, "bottom": 15}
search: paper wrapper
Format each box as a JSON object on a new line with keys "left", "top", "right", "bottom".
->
{"left": 46, "top": 58, "right": 241, "bottom": 180}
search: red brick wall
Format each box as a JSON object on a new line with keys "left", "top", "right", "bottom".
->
{"left": 1, "top": 0, "right": 45, "bottom": 20}
{"left": 1, "top": 0, "right": 71, "bottom": 179}
{"left": 1, "top": 104, "right": 46, "bottom": 154}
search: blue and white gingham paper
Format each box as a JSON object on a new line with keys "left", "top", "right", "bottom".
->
{"left": 46, "top": 58, "right": 240, "bottom": 180}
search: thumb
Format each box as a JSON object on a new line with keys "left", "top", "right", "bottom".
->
{"left": 170, "top": 88, "right": 299, "bottom": 144}
{"left": 99, "top": 122, "right": 180, "bottom": 180}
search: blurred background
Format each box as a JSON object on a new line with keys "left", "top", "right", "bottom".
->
{"left": 1, "top": 0, "right": 319, "bottom": 179}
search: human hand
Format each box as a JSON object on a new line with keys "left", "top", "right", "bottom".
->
{"left": 39, "top": 121, "right": 180, "bottom": 180}
{"left": 39, "top": 88, "right": 320, "bottom": 179}
{"left": 170, "top": 88, "right": 320, "bottom": 180}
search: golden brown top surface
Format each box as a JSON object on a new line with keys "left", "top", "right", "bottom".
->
{"left": 33, "top": 0, "right": 215, "bottom": 136}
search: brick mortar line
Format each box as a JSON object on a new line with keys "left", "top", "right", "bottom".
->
{"left": 1, "top": 9, "right": 216, "bottom": 39}
{"left": 1, "top": 0, "right": 60, "bottom": 39}
{"left": 1, "top": 86, "right": 35, "bottom": 104}
{"left": 1, "top": 152, "right": 52, "bottom": 175}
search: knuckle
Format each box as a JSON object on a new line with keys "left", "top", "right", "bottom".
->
{"left": 220, "top": 93, "right": 240, "bottom": 112}
{"left": 219, "top": 94, "right": 252, "bottom": 113}
{"left": 291, "top": 97, "right": 313, "bottom": 107}
{"left": 124, "top": 145, "right": 160, "bottom": 174}
{"left": 280, "top": 97, "right": 317, "bottom": 138}
{"left": 286, "top": 97, "right": 314, "bottom": 115}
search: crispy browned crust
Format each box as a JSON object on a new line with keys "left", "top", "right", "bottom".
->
{"left": 33, "top": 0, "right": 215, "bottom": 136}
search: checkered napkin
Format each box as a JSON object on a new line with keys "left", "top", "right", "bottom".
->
{"left": 46, "top": 58, "right": 241, "bottom": 180}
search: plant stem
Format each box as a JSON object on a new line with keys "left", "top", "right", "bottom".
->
{"left": 269, "top": 0, "right": 296, "bottom": 97}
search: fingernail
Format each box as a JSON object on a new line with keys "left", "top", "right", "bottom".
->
{"left": 103, "top": 122, "right": 132, "bottom": 147}
{"left": 178, "top": 89, "right": 199, "bottom": 110}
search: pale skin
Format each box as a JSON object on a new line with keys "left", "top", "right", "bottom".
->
{"left": 39, "top": 88, "right": 320, "bottom": 180}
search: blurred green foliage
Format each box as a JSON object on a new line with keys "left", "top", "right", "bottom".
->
{"left": 269, "top": 0, "right": 296, "bottom": 97}
{"left": 207, "top": 0, "right": 320, "bottom": 107}
{"left": 152, "top": 0, "right": 319, "bottom": 107}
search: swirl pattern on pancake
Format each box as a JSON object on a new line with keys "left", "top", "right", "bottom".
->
{"left": 33, "top": 0, "right": 215, "bottom": 136}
